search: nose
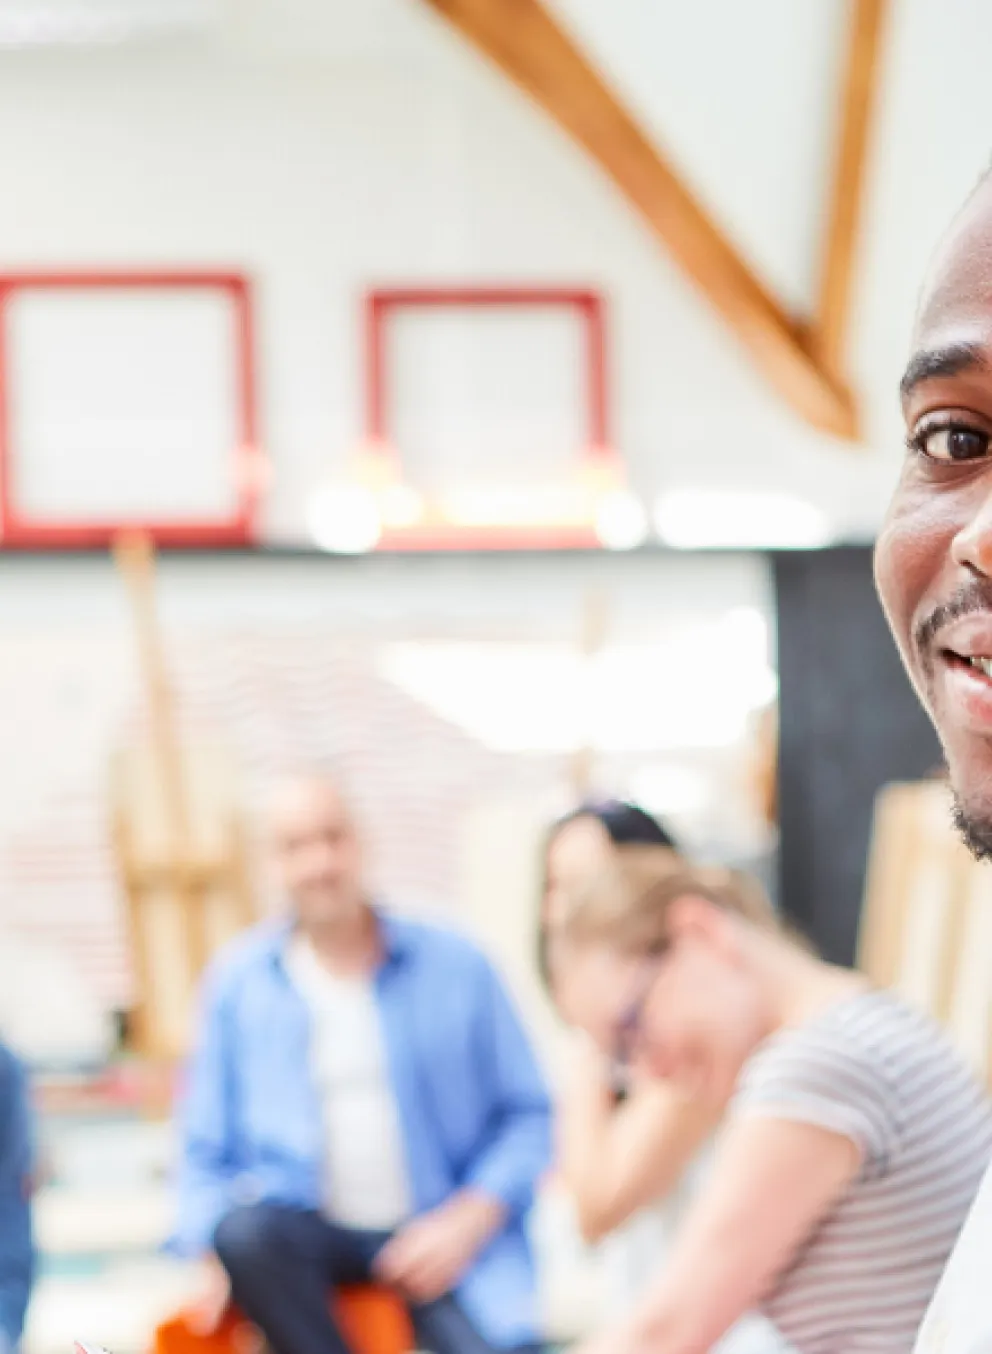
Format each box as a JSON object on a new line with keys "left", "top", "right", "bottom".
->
{"left": 302, "top": 841, "right": 339, "bottom": 874}
{"left": 951, "top": 484, "right": 992, "bottom": 577}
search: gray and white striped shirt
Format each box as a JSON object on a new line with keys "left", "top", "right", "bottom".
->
{"left": 733, "top": 990, "right": 992, "bottom": 1354}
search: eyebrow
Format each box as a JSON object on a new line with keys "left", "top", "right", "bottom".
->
{"left": 900, "top": 340, "right": 989, "bottom": 400}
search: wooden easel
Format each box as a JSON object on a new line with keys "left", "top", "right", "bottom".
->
{"left": 859, "top": 778, "right": 992, "bottom": 1087}
{"left": 111, "top": 533, "right": 254, "bottom": 1061}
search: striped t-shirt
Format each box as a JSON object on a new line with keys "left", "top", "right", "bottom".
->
{"left": 732, "top": 989, "right": 992, "bottom": 1354}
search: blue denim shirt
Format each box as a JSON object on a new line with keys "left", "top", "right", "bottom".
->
{"left": 174, "top": 913, "right": 552, "bottom": 1348}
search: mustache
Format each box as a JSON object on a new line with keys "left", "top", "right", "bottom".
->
{"left": 915, "top": 579, "right": 992, "bottom": 658}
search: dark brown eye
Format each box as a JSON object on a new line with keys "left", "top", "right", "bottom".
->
{"left": 917, "top": 426, "right": 990, "bottom": 462}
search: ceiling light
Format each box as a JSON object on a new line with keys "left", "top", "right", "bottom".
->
{"left": 0, "top": 0, "right": 216, "bottom": 47}
{"left": 380, "top": 484, "right": 424, "bottom": 529}
{"left": 439, "top": 485, "right": 587, "bottom": 527}
{"left": 307, "top": 486, "right": 381, "bottom": 555}
{"left": 627, "top": 764, "right": 710, "bottom": 817}
{"left": 654, "top": 490, "right": 832, "bottom": 550}
{"left": 379, "top": 631, "right": 776, "bottom": 754}
{"left": 594, "top": 491, "right": 648, "bottom": 551}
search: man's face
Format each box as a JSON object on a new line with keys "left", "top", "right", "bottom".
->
{"left": 876, "top": 180, "right": 992, "bottom": 854}
{"left": 269, "top": 778, "right": 365, "bottom": 926}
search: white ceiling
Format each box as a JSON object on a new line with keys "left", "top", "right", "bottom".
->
{"left": 221, "top": 0, "right": 447, "bottom": 64}
{"left": 0, "top": 0, "right": 217, "bottom": 45}
{"left": 547, "top": 0, "right": 848, "bottom": 317}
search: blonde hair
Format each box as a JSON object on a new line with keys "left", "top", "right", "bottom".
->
{"left": 560, "top": 844, "right": 782, "bottom": 956}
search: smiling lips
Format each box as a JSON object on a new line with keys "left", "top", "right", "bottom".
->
{"left": 933, "top": 613, "right": 992, "bottom": 730}
{"left": 963, "top": 655, "right": 992, "bottom": 680}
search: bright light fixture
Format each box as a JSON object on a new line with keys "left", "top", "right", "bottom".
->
{"left": 307, "top": 486, "right": 381, "bottom": 554}
{"left": 654, "top": 489, "right": 832, "bottom": 550}
{"left": 439, "top": 485, "right": 589, "bottom": 527}
{"left": 379, "top": 616, "right": 777, "bottom": 754}
{"left": 594, "top": 490, "right": 649, "bottom": 551}
{"left": 380, "top": 484, "right": 424, "bottom": 529}
{"left": 0, "top": 0, "right": 216, "bottom": 45}
{"left": 628, "top": 763, "right": 710, "bottom": 817}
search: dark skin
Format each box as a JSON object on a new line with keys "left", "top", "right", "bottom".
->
{"left": 876, "top": 177, "right": 992, "bottom": 848}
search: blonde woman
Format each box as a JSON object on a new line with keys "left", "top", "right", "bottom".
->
{"left": 549, "top": 847, "right": 992, "bottom": 1354}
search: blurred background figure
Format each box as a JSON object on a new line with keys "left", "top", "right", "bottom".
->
{"left": 0, "top": 3, "right": 991, "bottom": 1353}
{"left": 552, "top": 849, "right": 992, "bottom": 1354}
{"left": 175, "top": 771, "right": 550, "bottom": 1354}
{"left": 541, "top": 803, "right": 779, "bottom": 1352}
{"left": 0, "top": 1045, "right": 33, "bottom": 1354}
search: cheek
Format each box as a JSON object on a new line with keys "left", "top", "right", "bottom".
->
{"left": 554, "top": 952, "right": 632, "bottom": 1049}
{"left": 683, "top": 961, "right": 760, "bottom": 1050}
{"left": 543, "top": 888, "right": 568, "bottom": 930}
{"left": 648, "top": 953, "right": 722, "bottom": 1041}
{"left": 875, "top": 480, "right": 954, "bottom": 674}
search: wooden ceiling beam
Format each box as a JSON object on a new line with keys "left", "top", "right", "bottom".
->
{"left": 814, "top": 0, "right": 890, "bottom": 379}
{"left": 420, "top": 0, "right": 858, "bottom": 439}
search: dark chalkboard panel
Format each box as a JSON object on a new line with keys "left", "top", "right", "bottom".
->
{"left": 773, "top": 547, "right": 942, "bottom": 964}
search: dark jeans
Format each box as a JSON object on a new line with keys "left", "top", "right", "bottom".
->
{"left": 213, "top": 1204, "right": 541, "bottom": 1354}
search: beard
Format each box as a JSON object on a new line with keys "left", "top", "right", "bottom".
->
{"left": 952, "top": 794, "right": 992, "bottom": 862}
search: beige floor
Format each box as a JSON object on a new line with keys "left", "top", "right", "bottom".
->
{"left": 25, "top": 1114, "right": 193, "bottom": 1354}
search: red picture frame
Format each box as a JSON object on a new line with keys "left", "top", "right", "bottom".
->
{"left": 0, "top": 271, "right": 260, "bottom": 549}
{"left": 362, "top": 285, "right": 619, "bottom": 551}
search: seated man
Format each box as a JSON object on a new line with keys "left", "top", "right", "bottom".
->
{"left": 174, "top": 771, "right": 551, "bottom": 1354}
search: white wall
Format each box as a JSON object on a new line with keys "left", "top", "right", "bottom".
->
{"left": 0, "top": 0, "right": 951, "bottom": 547}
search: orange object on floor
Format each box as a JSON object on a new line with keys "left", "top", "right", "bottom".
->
{"left": 153, "top": 1285, "right": 415, "bottom": 1354}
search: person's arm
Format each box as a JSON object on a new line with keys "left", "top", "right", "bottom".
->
{"left": 558, "top": 1038, "right": 720, "bottom": 1242}
{"left": 378, "top": 953, "right": 552, "bottom": 1304}
{"left": 578, "top": 1113, "right": 863, "bottom": 1354}
{"left": 459, "top": 953, "right": 553, "bottom": 1219}
{"left": 172, "top": 962, "right": 241, "bottom": 1258}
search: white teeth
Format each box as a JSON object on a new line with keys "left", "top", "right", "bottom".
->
{"left": 968, "top": 657, "right": 992, "bottom": 680}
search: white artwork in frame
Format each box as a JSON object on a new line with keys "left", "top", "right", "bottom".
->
{"left": 5, "top": 283, "right": 242, "bottom": 524}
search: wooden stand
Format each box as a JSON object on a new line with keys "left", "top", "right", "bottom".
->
{"left": 111, "top": 534, "right": 254, "bottom": 1061}
{"left": 860, "top": 779, "right": 992, "bottom": 1087}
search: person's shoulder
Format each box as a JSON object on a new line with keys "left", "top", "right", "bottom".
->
{"left": 739, "top": 988, "right": 943, "bottom": 1114}
{"left": 0, "top": 1042, "right": 25, "bottom": 1086}
{"left": 202, "top": 917, "right": 289, "bottom": 991}
{"left": 739, "top": 990, "right": 884, "bottom": 1089}
{"left": 823, "top": 987, "right": 963, "bottom": 1075}
{"left": 383, "top": 909, "right": 491, "bottom": 973}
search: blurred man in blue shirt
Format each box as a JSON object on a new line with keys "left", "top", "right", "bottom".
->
{"left": 175, "top": 772, "right": 551, "bottom": 1354}
{"left": 0, "top": 1044, "right": 33, "bottom": 1353}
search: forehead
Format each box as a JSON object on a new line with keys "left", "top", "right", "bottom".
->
{"left": 547, "top": 816, "right": 612, "bottom": 871}
{"left": 916, "top": 182, "right": 992, "bottom": 341}
{"left": 270, "top": 779, "right": 350, "bottom": 835}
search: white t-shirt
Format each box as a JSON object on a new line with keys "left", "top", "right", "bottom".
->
{"left": 913, "top": 1160, "right": 992, "bottom": 1354}
{"left": 284, "top": 934, "right": 412, "bottom": 1230}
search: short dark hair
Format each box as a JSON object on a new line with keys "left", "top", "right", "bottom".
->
{"left": 553, "top": 799, "right": 679, "bottom": 851}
